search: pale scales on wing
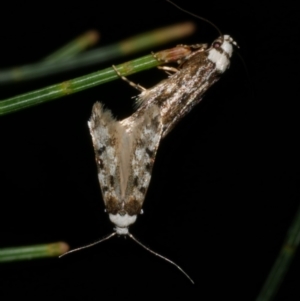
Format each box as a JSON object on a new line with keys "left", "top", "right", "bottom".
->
{"left": 88, "top": 102, "right": 163, "bottom": 234}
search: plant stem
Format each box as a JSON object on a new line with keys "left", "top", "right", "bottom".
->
{"left": 0, "top": 242, "right": 69, "bottom": 263}
{"left": 42, "top": 30, "right": 100, "bottom": 63}
{"left": 256, "top": 204, "right": 300, "bottom": 301}
{"left": 0, "top": 26, "right": 197, "bottom": 116}
{"left": 0, "top": 54, "right": 160, "bottom": 115}
{"left": 0, "top": 22, "right": 195, "bottom": 84}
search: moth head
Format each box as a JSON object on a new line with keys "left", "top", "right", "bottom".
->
{"left": 208, "top": 35, "right": 238, "bottom": 73}
{"left": 109, "top": 213, "right": 137, "bottom": 235}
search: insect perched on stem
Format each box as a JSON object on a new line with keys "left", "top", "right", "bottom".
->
{"left": 60, "top": 1, "right": 238, "bottom": 284}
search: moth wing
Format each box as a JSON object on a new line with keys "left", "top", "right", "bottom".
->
{"left": 88, "top": 102, "right": 125, "bottom": 214}
{"left": 122, "top": 104, "right": 163, "bottom": 215}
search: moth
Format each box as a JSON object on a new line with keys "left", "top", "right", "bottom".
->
{"left": 91, "top": 34, "right": 236, "bottom": 233}
{"left": 88, "top": 102, "right": 163, "bottom": 235}
{"left": 60, "top": 34, "right": 236, "bottom": 284}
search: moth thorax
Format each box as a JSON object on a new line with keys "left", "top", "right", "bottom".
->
{"left": 109, "top": 213, "right": 137, "bottom": 235}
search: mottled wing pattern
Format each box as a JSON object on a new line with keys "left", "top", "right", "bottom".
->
{"left": 88, "top": 102, "right": 124, "bottom": 213}
{"left": 88, "top": 102, "right": 163, "bottom": 216}
{"left": 120, "top": 104, "right": 163, "bottom": 215}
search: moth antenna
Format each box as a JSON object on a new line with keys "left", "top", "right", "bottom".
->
{"left": 234, "top": 51, "right": 253, "bottom": 100}
{"left": 59, "top": 232, "right": 116, "bottom": 258}
{"left": 128, "top": 233, "right": 194, "bottom": 284}
{"left": 166, "top": 0, "right": 222, "bottom": 37}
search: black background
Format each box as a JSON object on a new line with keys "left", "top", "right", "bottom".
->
{"left": 1, "top": 1, "right": 299, "bottom": 300}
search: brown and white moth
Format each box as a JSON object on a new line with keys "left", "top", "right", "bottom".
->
{"left": 88, "top": 102, "right": 163, "bottom": 235}
{"left": 61, "top": 34, "right": 236, "bottom": 284}
{"left": 88, "top": 35, "right": 236, "bottom": 236}
{"left": 89, "top": 35, "right": 236, "bottom": 234}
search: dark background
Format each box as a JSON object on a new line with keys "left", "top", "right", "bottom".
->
{"left": 1, "top": 1, "right": 299, "bottom": 300}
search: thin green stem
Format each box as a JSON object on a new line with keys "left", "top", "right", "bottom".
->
{"left": 0, "top": 41, "right": 192, "bottom": 116}
{"left": 0, "top": 54, "right": 159, "bottom": 115}
{"left": 0, "top": 22, "right": 195, "bottom": 84}
{"left": 256, "top": 203, "right": 300, "bottom": 301}
{"left": 42, "top": 30, "right": 100, "bottom": 63}
{"left": 0, "top": 242, "right": 69, "bottom": 263}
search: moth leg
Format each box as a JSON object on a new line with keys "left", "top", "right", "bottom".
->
{"left": 112, "top": 65, "right": 146, "bottom": 92}
{"left": 157, "top": 65, "right": 179, "bottom": 75}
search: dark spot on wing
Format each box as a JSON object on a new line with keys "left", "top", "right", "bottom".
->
{"left": 139, "top": 187, "right": 146, "bottom": 194}
{"left": 106, "top": 197, "right": 121, "bottom": 214}
{"left": 133, "top": 176, "right": 138, "bottom": 187}
{"left": 102, "top": 186, "right": 109, "bottom": 192}
{"left": 125, "top": 197, "right": 142, "bottom": 215}
{"left": 110, "top": 175, "right": 115, "bottom": 186}
{"left": 136, "top": 138, "right": 145, "bottom": 148}
{"left": 145, "top": 147, "right": 154, "bottom": 159}
{"left": 97, "top": 146, "right": 106, "bottom": 155}
{"left": 145, "top": 162, "right": 152, "bottom": 171}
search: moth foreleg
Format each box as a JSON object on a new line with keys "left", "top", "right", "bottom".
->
{"left": 157, "top": 65, "right": 179, "bottom": 75}
{"left": 112, "top": 65, "right": 146, "bottom": 92}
